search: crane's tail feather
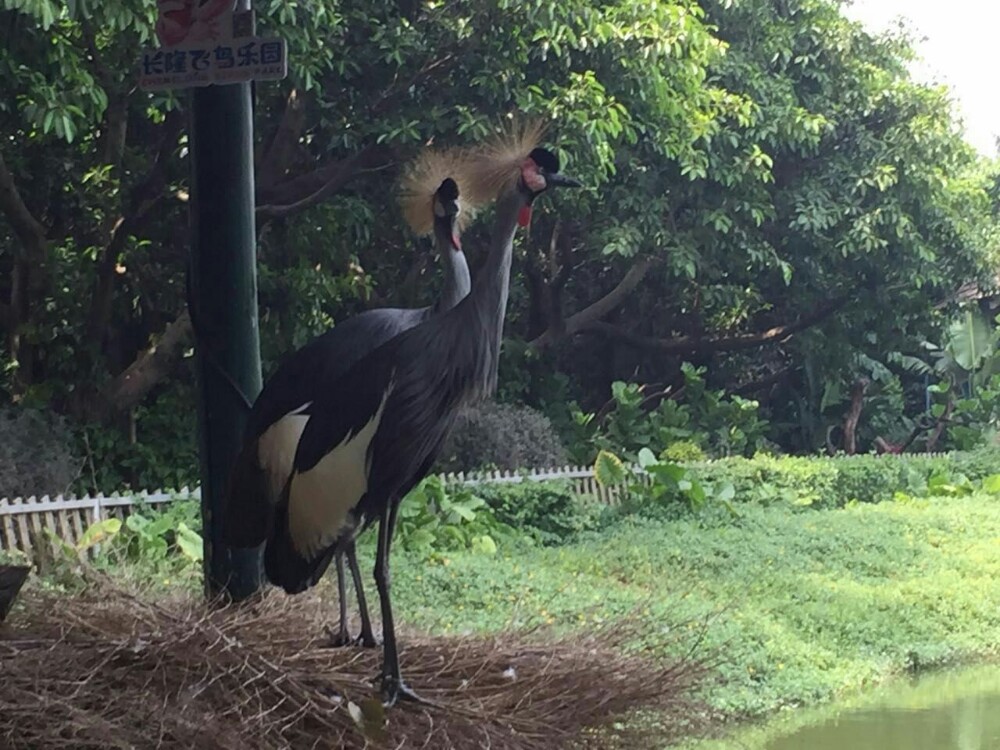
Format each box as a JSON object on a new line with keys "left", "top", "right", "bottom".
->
{"left": 222, "top": 442, "right": 275, "bottom": 549}
{"left": 263, "top": 487, "right": 338, "bottom": 594}
{"left": 0, "top": 565, "right": 30, "bottom": 622}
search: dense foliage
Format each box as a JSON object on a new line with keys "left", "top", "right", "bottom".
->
{"left": 0, "top": 406, "right": 81, "bottom": 497}
{"left": 0, "top": 0, "right": 997, "bottom": 490}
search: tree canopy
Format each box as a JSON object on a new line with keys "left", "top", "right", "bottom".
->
{"left": 0, "top": 0, "right": 997, "bottom": 490}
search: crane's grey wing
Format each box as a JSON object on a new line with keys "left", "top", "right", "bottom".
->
{"left": 245, "top": 307, "right": 428, "bottom": 439}
{"left": 361, "top": 327, "right": 474, "bottom": 510}
{"left": 263, "top": 349, "right": 401, "bottom": 593}
{"left": 224, "top": 307, "right": 427, "bottom": 549}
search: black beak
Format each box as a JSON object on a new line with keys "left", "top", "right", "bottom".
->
{"left": 546, "top": 172, "right": 582, "bottom": 188}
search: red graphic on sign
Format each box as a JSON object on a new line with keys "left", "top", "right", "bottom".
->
{"left": 155, "top": 0, "right": 233, "bottom": 48}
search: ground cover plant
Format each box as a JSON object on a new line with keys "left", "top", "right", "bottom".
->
{"left": 384, "top": 491, "right": 1000, "bottom": 720}
{"left": 6, "top": 451, "right": 1000, "bottom": 746}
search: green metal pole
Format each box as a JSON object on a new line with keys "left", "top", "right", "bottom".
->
{"left": 188, "top": 78, "right": 264, "bottom": 601}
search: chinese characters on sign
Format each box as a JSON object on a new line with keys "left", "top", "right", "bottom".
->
{"left": 139, "top": 3, "right": 286, "bottom": 90}
{"left": 139, "top": 38, "right": 287, "bottom": 90}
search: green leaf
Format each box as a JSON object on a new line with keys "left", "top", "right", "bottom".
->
{"left": 471, "top": 534, "right": 498, "bottom": 555}
{"left": 637, "top": 447, "right": 658, "bottom": 468}
{"left": 982, "top": 475, "right": 1000, "bottom": 494}
{"left": 76, "top": 517, "right": 122, "bottom": 551}
{"left": 594, "top": 450, "right": 626, "bottom": 486}
{"left": 450, "top": 503, "right": 476, "bottom": 521}
{"left": 175, "top": 522, "right": 203, "bottom": 562}
{"left": 946, "top": 309, "right": 995, "bottom": 373}
{"left": 716, "top": 482, "right": 736, "bottom": 502}
{"left": 649, "top": 462, "right": 686, "bottom": 484}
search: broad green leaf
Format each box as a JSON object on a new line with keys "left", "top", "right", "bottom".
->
{"left": 594, "top": 450, "right": 626, "bottom": 486}
{"left": 637, "top": 447, "right": 658, "bottom": 468}
{"left": 716, "top": 483, "right": 736, "bottom": 502}
{"left": 76, "top": 518, "right": 122, "bottom": 551}
{"left": 471, "top": 535, "right": 498, "bottom": 555}
{"left": 175, "top": 522, "right": 203, "bottom": 562}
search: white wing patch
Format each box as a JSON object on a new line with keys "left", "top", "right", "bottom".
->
{"left": 287, "top": 387, "right": 393, "bottom": 558}
{"left": 257, "top": 402, "right": 311, "bottom": 502}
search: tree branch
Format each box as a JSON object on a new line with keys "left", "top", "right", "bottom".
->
{"left": 85, "top": 111, "right": 182, "bottom": 347}
{"left": 0, "top": 149, "right": 48, "bottom": 258}
{"left": 103, "top": 310, "right": 193, "bottom": 413}
{"left": 584, "top": 295, "right": 848, "bottom": 354}
{"left": 257, "top": 87, "right": 306, "bottom": 194}
{"left": 368, "top": 54, "right": 457, "bottom": 117}
{"left": 733, "top": 367, "right": 792, "bottom": 396}
{"left": 529, "top": 257, "right": 656, "bottom": 349}
{"left": 256, "top": 146, "right": 392, "bottom": 220}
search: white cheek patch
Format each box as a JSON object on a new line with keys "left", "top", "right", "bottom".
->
{"left": 521, "top": 159, "right": 547, "bottom": 192}
{"left": 433, "top": 199, "right": 446, "bottom": 218}
{"left": 257, "top": 402, "right": 312, "bottom": 502}
{"left": 286, "top": 386, "right": 393, "bottom": 559}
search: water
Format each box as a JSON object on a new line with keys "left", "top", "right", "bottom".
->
{"left": 692, "top": 666, "right": 1000, "bottom": 750}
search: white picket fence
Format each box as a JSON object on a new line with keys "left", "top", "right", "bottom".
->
{"left": 0, "top": 466, "right": 625, "bottom": 558}
{"left": 0, "top": 451, "right": 964, "bottom": 559}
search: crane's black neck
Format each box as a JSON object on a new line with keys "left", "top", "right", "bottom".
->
{"left": 473, "top": 184, "right": 525, "bottom": 309}
{"left": 462, "top": 183, "right": 528, "bottom": 394}
{"left": 432, "top": 216, "right": 471, "bottom": 313}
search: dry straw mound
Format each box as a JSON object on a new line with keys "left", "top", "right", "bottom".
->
{"left": 0, "top": 579, "right": 703, "bottom": 749}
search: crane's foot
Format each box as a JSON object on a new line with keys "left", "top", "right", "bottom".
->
{"left": 323, "top": 626, "right": 380, "bottom": 649}
{"left": 323, "top": 625, "right": 354, "bottom": 648}
{"left": 379, "top": 675, "right": 429, "bottom": 708}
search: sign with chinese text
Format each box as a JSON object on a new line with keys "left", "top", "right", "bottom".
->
{"left": 139, "top": 2, "right": 287, "bottom": 91}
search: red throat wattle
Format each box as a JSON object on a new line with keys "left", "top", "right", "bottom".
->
{"left": 518, "top": 205, "right": 533, "bottom": 227}
{"left": 451, "top": 233, "right": 462, "bottom": 251}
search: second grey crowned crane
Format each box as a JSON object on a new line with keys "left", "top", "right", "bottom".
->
{"left": 225, "top": 147, "right": 483, "bottom": 647}
{"left": 257, "top": 123, "right": 582, "bottom": 706}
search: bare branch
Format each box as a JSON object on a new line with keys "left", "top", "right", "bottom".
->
{"left": 0, "top": 149, "right": 48, "bottom": 258}
{"left": 529, "top": 257, "right": 657, "bottom": 349}
{"left": 368, "top": 54, "right": 457, "bottom": 116}
{"left": 257, "top": 88, "right": 306, "bottom": 194}
{"left": 583, "top": 295, "right": 849, "bottom": 354}
{"left": 104, "top": 311, "right": 193, "bottom": 413}
{"left": 733, "top": 367, "right": 792, "bottom": 396}
{"left": 256, "top": 146, "right": 392, "bottom": 220}
{"left": 85, "top": 112, "right": 182, "bottom": 346}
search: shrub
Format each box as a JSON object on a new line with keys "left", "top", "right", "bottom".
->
{"left": 437, "top": 402, "right": 569, "bottom": 473}
{"left": 660, "top": 440, "right": 706, "bottom": 462}
{"left": 472, "top": 479, "right": 608, "bottom": 546}
{"left": 0, "top": 407, "right": 81, "bottom": 498}
{"left": 102, "top": 499, "right": 204, "bottom": 578}
{"left": 682, "top": 447, "right": 1000, "bottom": 509}
{"left": 395, "top": 476, "right": 506, "bottom": 556}
{"left": 570, "top": 363, "right": 770, "bottom": 464}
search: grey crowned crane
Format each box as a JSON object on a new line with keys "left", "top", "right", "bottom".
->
{"left": 255, "top": 123, "right": 581, "bottom": 706}
{"left": 225, "top": 148, "right": 484, "bottom": 648}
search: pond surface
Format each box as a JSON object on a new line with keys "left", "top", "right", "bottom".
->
{"left": 690, "top": 665, "right": 1000, "bottom": 750}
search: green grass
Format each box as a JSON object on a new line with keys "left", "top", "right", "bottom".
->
{"left": 376, "top": 492, "right": 1000, "bottom": 719}
{"left": 13, "top": 488, "right": 1000, "bottom": 739}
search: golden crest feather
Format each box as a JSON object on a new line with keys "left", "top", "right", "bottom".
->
{"left": 397, "top": 119, "right": 548, "bottom": 236}
{"left": 398, "top": 147, "right": 478, "bottom": 237}
{"left": 461, "top": 118, "right": 548, "bottom": 206}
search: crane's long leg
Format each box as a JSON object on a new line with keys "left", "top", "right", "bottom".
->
{"left": 346, "top": 542, "right": 378, "bottom": 647}
{"left": 326, "top": 553, "right": 352, "bottom": 647}
{"left": 374, "top": 498, "right": 422, "bottom": 706}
